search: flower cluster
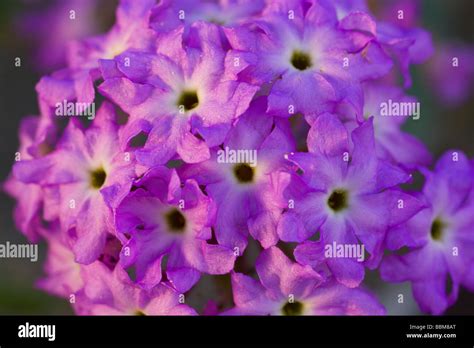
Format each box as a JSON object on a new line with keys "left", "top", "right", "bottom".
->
{"left": 6, "top": 0, "right": 474, "bottom": 315}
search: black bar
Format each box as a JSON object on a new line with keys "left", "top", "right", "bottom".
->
{"left": 0, "top": 315, "right": 473, "bottom": 346}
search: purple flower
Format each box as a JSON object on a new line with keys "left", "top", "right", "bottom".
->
{"left": 13, "top": 103, "right": 137, "bottom": 264}
{"left": 4, "top": 103, "right": 58, "bottom": 242}
{"left": 36, "top": 0, "right": 157, "bottom": 106}
{"left": 225, "top": 2, "right": 392, "bottom": 118}
{"left": 428, "top": 43, "right": 474, "bottom": 106}
{"left": 381, "top": 150, "right": 474, "bottom": 314}
{"left": 280, "top": 114, "right": 423, "bottom": 287}
{"left": 68, "top": 0, "right": 157, "bottom": 69}
{"left": 38, "top": 226, "right": 124, "bottom": 302}
{"left": 376, "top": 0, "right": 420, "bottom": 28}
{"left": 226, "top": 246, "right": 385, "bottom": 315}
{"left": 115, "top": 166, "right": 236, "bottom": 292}
{"left": 100, "top": 21, "right": 258, "bottom": 165}
{"left": 341, "top": 81, "right": 432, "bottom": 168}
{"left": 6, "top": 0, "right": 473, "bottom": 317}
{"left": 79, "top": 262, "right": 197, "bottom": 315}
{"left": 16, "top": 0, "right": 101, "bottom": 72}
{"left": 36, "top": 225, "right": 84, "bottom": 299}
{"left": 150, "top": 0, "right": 266, "bottom": 32}
{"left": 332, "top": 0, "right": 433, "bottom": 88}
{"left": 331, "top": 0, "right": 369, "bottom": 20}
{"left": 180, "top": 97, "right": 295, "bottom": 252}
{"left": 377, "top": 23, "right": 433, "bottom": 88}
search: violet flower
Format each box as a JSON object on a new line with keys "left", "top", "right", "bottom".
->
{"left": 381, "top": 150, "right": 474, "bottom": 314}
{"left": 280, "top": 114, "right": 423, "bottom": 287}
{"left": 225, "top": 1, "right": 392, "bottom": 118}
{"left": 115, "top": 166, "right": 236, "bottom": 292}
{"left": 180, "top": 97, "right": 295, "bottom": 252}
{"left": 227, "top": 246, "right": 385, "bottom": 315}
{"left": 428, "top": 43, "right": 474, "bottom": 106}
{"left": 36, "top": 0, "right": 157, "bottom": 106}
{"left": 99, "top": 21, "right": 258, "bottom": 165}
{"left": 150, "top": 0, "right": 266, "bottom": 33}
{"left": 342, "top": 81, "right": 432, "bottom": 168}
{"left": 5, "top": 0, "right": 473, "bottom": 317}
{"left": 79, "top": 262, "right": 197, "bottom": 315}
{"left": 12, "top": 103, "right": 137, "bottom": 264}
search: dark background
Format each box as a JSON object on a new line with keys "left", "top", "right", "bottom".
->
{"left": 0, "top": 0, "right": 472, "bottom": 314}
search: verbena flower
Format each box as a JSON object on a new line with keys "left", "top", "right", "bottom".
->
{"left": 381, "top": 151, "right": 474, "bottom": 314}
{"left": 115, "top": 166, "right": 236, "bottom": 292}
{"left": 428, "top": 43, "right": 474, "bottom": 106}
{"left": 100, "top": 21, "right": 258, "bottom": 165}
{"left": 36, "top": 0, "right": 157, "bottom": 106}
{"left": 36, "top": 224, "right": 84, "bottom": 298}
{"left": 342, "top": 81, "right": 432, "bottom": 168}
{"left": 16, "top": 0, "right": 100, "bottom": 71}
{"left": 150, "top": 0, "right": 266, "bottom": 32}
{"left": 332, "top": 0, "right": 433, "bottom": 87}
{"left": 225, "top": 2, "right": 392, "bottom": 119}
{"left": 13, "top": 103, "right": 137, "bottom": 264}
{"left": 4, "top": 109, "right": 57, "bottom": 241}
{"left": 6, "top": 0, "right": 473, "bottom": 316}
{"left": 78, "top": 262, "right": 197, "bottom": 315}
{"left": 180, "top": 97, "right": 295, "bottom": 252}
{"left": 226, "top": 246, "right": 385, "bottom": 315}
{"left": 280, "top": 114, "right": 423, "bottom": 287}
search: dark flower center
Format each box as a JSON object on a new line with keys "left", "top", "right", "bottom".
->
{"left": 38, "top": 142, "right": 53, "bottom": 156}
{"left": 208, "top": 17, "right": 225, "bottom": 25}
{"left": 90, "top": 167, "right": 107, "bottom": 189}
{"left": 134, "top": 310, "right": 146, "bottom": 316}
{"left": 430, "top": 218, "right": 445, "bottom": 241}
{"left": 291, "top": 50, "right": 312, "bottom": 71}
{"left": 177, "top": 90, "right": 199, "bottom": 111}
{"left": 281, "top": 301, "right": 304, "bottom": 316}
{"left": 165, "top": 208, "right": 186, "bottom": 233}
{"left": 327, "top": 189, "right": 348, "bottom": 212}
{"left": 233, "top": 163, "right": 254, "bottom": 183}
